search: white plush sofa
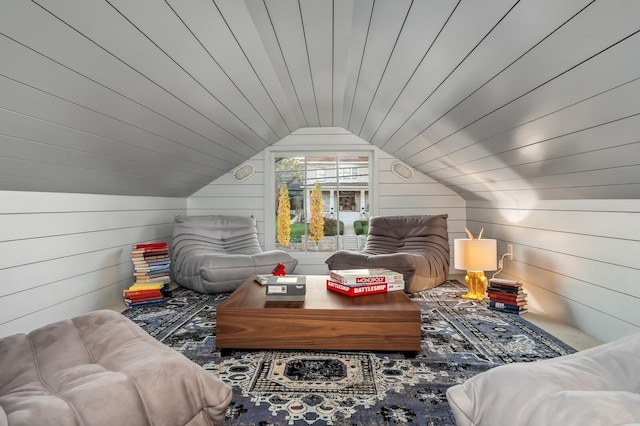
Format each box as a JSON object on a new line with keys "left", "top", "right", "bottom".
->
{"left": 446, "top": 332, "right": 640, "bottom": 426}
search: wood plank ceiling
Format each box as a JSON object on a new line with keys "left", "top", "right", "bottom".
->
{"left": 1, "top": 0, "right": 639, "bottom": 199}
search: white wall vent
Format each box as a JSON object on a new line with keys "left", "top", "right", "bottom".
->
{"left": 232, "top": 163, "right": 255, "bottom": 182}
{"left": 391, "top": 161, "right": 414, "bottom": 180}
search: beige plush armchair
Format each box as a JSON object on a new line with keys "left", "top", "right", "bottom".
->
{"left": 325, "top": 214, "right": 450, "bottom": 293}
{"left": 0, "top": 310, "right": 232, "bottom": 426}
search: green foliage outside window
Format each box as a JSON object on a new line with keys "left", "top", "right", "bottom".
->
{"left": 323, "top": 218, "right": 344, "bottom": 236}
{"left": 353, "top": 220, "right": 369, "bottom": 235}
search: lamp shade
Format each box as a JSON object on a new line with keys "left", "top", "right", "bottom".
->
{"left": 454, "top": 238, "right": 497, "bottom": 271}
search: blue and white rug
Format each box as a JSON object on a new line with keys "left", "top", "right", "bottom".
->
{"left": 123, "top": 280, "right": 574, "bottom": 425}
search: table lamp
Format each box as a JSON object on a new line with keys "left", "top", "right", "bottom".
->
{"left": 454, "top": 231, "right": 497, "bottom": 300}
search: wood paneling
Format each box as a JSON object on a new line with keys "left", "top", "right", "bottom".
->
{"left": 466, "top": 199, "right": 640, "bottom": 343}
{"left": 346, "top": 0, "right": 413, "bottom": 132}
{"left": 371, "top": 0, "right": 520, "bottom": 150}
{"left": 1, "top": 1, "right": 639, "bottom": 201}
{"left": 168, "top": 0, "right": 291, "bottom": 138}
{"left": 357, "top": 0, "right": 457, "bottom": 141}
{"left": 0, "top": 190, "right": 185, "bottom": 336}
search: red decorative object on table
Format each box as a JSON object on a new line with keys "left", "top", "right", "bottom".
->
{"left": 272, "top": 263, "right": 287, "bottom": 276}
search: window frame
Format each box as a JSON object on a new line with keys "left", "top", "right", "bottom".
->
{"left": 265, "top": 147, "right": 377, "bottom": 253}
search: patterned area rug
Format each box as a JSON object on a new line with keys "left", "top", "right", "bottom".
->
{"left": 122, "top": 280, "right": 575, "bottom": 425}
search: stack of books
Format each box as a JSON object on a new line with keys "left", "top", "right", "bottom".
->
{"left": 125, "top": 242, "right": 172, "bottom": 307}
{"left": 487, "top": 278, "right": 528, "bottom": 315}
{"left": 123, "top": 285, "right": 171, "bottom": 307}
{"left": 326, "top": 268, "right": 405, "bottom": 296}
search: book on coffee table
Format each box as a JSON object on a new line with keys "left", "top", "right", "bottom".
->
{"left": 326, "top": 279, "right": 404, "bottom": 296}
{"left": 265, "top": 275, "right": 306, "bottom": 301}
{"left": 329, "top": 268, "right": 403, "bottom": 285}
{"left": 254, "top": 275, "right": 270, "bottom": 285}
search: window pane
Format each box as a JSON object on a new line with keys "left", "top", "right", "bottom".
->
{"left": 275, "top": 156, "right": 305, "bottom": 250}
{"left": 335, "top": 156, "right": 369, "bottom": 251}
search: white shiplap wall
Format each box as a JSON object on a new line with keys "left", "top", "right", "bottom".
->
{"left": 466, "top": 199, "right": 640, "bottom": 343}
{"left": 0, "top": 190, "right": 185, "bottom": 337}
{"left": 188, "top": 127, "right": 465, "bottom": 274}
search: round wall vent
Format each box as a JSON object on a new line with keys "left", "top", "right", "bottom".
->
{"left": 232, "top": 163, "right": 255, "bottom": 182}
{"left": 391, "top": 161, "right": 414, "bottom": 180}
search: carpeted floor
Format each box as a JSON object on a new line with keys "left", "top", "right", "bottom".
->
{"left": 122, "top": 280, "right": 575, "bottom": 425}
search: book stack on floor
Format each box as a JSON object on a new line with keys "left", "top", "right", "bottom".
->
{"left": 487, "top": 278, "right": 528, "bottom": 315}
{"left": 327, "top": 268, "right": 405, "bottom": 296}
{"left": 125, "top": 242, "right": 172, "bottom": 307}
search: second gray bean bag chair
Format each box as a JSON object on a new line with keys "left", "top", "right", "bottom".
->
{"left": 171, "top": 215, "right": 298, "bottom": 293}
{"left": 325, "top": 214, "right": 450, "bottom": 293}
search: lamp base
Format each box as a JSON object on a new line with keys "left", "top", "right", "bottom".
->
{"left": 462, "top": 270, "right": 488, "bottom": 300}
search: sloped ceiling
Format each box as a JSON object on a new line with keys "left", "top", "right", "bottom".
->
{"left": 2, "top": 0, "right": 639, "bottom": 199}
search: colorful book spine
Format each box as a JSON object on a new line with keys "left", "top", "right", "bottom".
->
{"left": 128, "top": 282, "right": 166, "bottom": 291}
{"left": 131, "top": 252, "right": 169, "bottom": 260}
{"left": 131, "top": 247, "right": 169, "bottom": 256}
{"left": 487, "top": 297, "right": 527, "bottom": 307}
{"left": 134, "top": 278, "right": 171, "bottom": 286}
{"left": 134, "top": 261, "right": 170, "bottom": 268}
{"left": 123, "top": 289, "right": 163, "bottom": 298}
{"left": 134, "top": 242, "right": 168, "bottom": 249}
{"left": 488, "top": 301, "right": 528, "bottom": 313}
{"left": 489, "top": 278, "right": 522, "bottom": 286}
{"left": 487, "top": 284, "right": 523, "bottom": 293}
{"left": 326, "top": 279, "right": 404, "bottom": 296}
{"left": 134, "top": 274, "right": 170, "bottom": 281}
{"left": 124, "top": 294, "right": 164, "bottom": 303}
{"left": 125, "top": 299, "right": 164, "bottom": 308}
{"left": 133, "top": 271, "right": 170, "bottom": 278}
{"left": 486, "top": 291, "right": 527, "bottom": 302}
{"left": 488, "top": 307, "right": 528, "bottom": 315}
{"left": 329, "top": 269, "right": 403, "bottom": 285}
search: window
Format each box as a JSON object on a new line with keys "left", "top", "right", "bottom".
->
{"left": 340, "top": 167, "right": 358, "bottom": 180}
{"left": 272, "top": 153, "right": 371, "bottom": 253}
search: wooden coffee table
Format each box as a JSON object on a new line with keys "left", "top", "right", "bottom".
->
{"left": 216, "top": 275, "right": 421, "bottom": 353}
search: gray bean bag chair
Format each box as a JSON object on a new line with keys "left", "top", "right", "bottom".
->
{"left": 325, "top": 214, "right": 450, "bottom": 293}
{"left": 171, "top": 215, "right": 298, "bottom": 293}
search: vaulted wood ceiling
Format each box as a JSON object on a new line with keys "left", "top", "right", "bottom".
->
{"left": 2, "top": 0, "right": 639, "bottom": 199}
